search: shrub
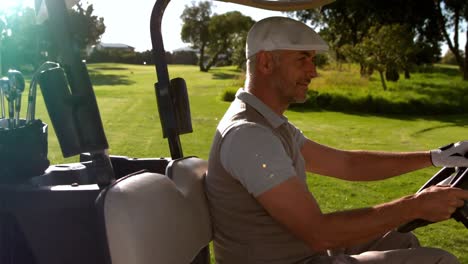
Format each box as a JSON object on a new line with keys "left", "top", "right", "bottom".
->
{"left": 220, "top": 88, "right": 237, "bottom": 102}
{"left": 290, "top": 90, "right": 468, "bottom": 115}
{"left": 172, "top": 50, "right": 198, "bottom": 65}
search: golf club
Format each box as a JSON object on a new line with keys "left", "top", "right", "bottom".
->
{"left": 7, "top": 70, "right": 25, "bottom": 128}
{"left": 8, "top": 70, "right": 26, "bottom": 128}
{"left": 1, "top": 76, "right": 14, "bottom": 129}
{"left": 26, "top": 62, "right": 59, "bottom": 123}
{"left": 0, "top": 77, "right": 7, "bottom": 120}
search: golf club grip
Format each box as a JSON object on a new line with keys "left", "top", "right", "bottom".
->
{"left": 397, "top": 219, "right": 432, "bottom": 233}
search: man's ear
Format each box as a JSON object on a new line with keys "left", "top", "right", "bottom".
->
{"left": 256, "top": 51, "right": 275, "bottom": 75}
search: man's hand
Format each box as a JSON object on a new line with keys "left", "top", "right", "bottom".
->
{"left": 431, "top": 141, "right": 468, "bottom": 167}
{"left": 412, "top": 185, "right": 468, "bottom": 222}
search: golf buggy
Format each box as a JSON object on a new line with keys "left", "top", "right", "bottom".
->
{"left": 0, "top": 0, "right": 467, "bottom": 263}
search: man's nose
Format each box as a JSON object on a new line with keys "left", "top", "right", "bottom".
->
{"left": 305, "top": 61, "right": 317, "bottom": 79}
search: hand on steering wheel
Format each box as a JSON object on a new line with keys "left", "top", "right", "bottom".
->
{"left": 398, "top": 167, "right": 468, "bottom": 232}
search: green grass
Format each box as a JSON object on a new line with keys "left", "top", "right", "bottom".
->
{"left": 30, "top": 63, "right": 468, "bottom": 262}
{"left": 305, "top": 63, "right": 468, "bottom": 115}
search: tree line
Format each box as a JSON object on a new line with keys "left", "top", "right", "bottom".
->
{"left": 87, "top": 48, "right": 203, "bottom": 66}
{"left": 180, "top": 0, "right": 467, "bottom": 89}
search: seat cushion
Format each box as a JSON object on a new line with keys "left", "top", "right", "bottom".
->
{"left": 100, "top": 157, "right": 211, "bottom": 264}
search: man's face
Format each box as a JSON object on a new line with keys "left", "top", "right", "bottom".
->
{"left": 270, "top": 50, "right": 317, "bottom": 104}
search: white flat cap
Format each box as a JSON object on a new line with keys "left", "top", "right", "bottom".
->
{"left": 246, "top": 16, "right": 328, "bottom": 58}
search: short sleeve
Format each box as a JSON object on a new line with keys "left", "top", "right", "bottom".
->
{"left": 220, "top": 124, "right": 296, "bottom": 197}
{"left": 288, "top": 122, "right": 308, "bottom": 148}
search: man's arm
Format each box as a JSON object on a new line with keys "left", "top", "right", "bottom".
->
{"left": 257, "top": 176, "right": 468, "bottom": 251}
{"left": 300, "top": 139, "right": 432, "bottom": 181}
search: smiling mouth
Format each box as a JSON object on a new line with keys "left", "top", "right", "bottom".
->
{"left": 298, "top": 79, "right": 311, "bottom": 87}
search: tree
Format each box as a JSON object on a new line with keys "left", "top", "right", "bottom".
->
{"left": 294, "top": 0, "right": 442, "bottom": 76}
{"left": 43, "top": 2, "right": 105, "bottom": 59}
{"left": 0, "top": 7, "right": 46, "bottom": 73}
{"left": 434, "top": 0, "right": 468, "bottom": 80}
{"left": 300, "top": 0, "right": 375, "bottom": 75}
{"left": 205, "top": 11, "right": 254, "bottom": 71}
{"left": 354, "top": 25, "right": 416, "bottom": 90}
{"left": 180, "top": 2, "right": 254, "bottom": 71}
{"left": 68, "top": 3, "right": 106, "bottom": 55}
{"left": 180, "top": 1, "right": 212, "bottom": 71}
{"left": 0, "top": 3, "right": 105, "bottom": 73}
{"left": 340, "top": 43, "right": 373, "bottom": 77}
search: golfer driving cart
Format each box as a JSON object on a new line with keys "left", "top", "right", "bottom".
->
{"left": 204, "top": 15, "right": 468, "bottom": 264}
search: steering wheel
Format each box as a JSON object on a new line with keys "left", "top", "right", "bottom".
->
{"left": 397, "top": 167, "right": 468, "bottom": 233}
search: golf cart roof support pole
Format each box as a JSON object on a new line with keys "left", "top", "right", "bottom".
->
{"left": 150, "top": 0, "right": 183, "bottom": 159}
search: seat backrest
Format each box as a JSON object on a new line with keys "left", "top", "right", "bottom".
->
{"left": 97, "top": 157, "right": 212, "bottom": 264}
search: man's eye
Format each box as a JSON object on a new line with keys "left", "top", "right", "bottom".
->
{"left": 298, "top": 57, "right": 315, "bottom": 64}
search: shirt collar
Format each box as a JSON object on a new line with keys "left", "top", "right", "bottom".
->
{"left": 236, "top": 88, "right": 287, "bottom": 128}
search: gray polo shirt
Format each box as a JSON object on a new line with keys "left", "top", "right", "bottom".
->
{"left": 220, "top": 89, "right": 308, "bottom": 196}
{"left": 206, "top": 88, "right": 315, "bottom": 264}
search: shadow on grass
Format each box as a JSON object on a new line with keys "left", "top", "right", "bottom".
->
{"left": 89, "top": 66, "right": 130, "bottom": 71}
{"left": 211, "top": 72, "right": 238, "bottom": 80}
{"left": 417, "top": 65, "right": 461, "bottom": 77}
{"left": 89, "top": 72, "right": 135, "bottom": 86}
{"left": 209, "top": 67, "right": 242, "bottom": 80}
{"left": 411, "top": 123, "right": 468, "bottom": 137}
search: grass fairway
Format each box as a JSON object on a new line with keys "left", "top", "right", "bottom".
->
{"left": 33, "top": 63, "right": 468, "bottom": 262}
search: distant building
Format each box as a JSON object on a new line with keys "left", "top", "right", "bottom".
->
{"left": 87, "top": 43, "right": 135, "bottom": 56}
{"left": 172, "top": 46, "right": 198, "bottom": 54}
{"left": 94, "top": 43, "right": 135, "bottom": 52}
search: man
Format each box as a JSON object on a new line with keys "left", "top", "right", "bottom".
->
{"left": 205, "top": 16, "right": 468, "bottom": 264}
